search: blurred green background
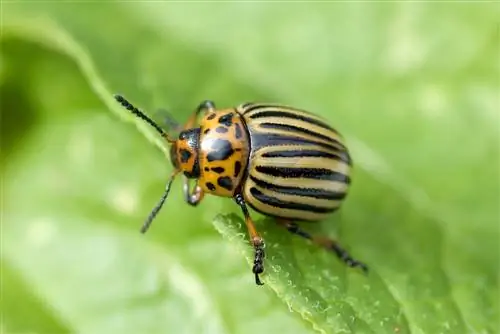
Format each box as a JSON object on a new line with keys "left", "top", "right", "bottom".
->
{"left": 1, "top": 2, "right": 498, "bottom": 334}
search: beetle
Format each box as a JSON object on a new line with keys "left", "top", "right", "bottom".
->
{"left": 114, "top": 94, "right": 368, "bottom": 285}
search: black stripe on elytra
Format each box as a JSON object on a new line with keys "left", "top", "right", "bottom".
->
{"left": 207, "top": 113, "right": 216, "bottom": 120}
{"left": 206, "top": 139, "right": 234, "bottom": 162}
{"left": 248, "top": 109, "right": 338, "bottom": 133}
{"left": 250, "top": 175, "right": 346, "bottom": 200}
{"left": 241, "top": 103, "right": 264, "bottom": 114}
{"left": 262, "top": 148, "right": 345, "bottom": 161}
{"left": 250, "top": 187, "right": 337, "bottom": 214}
{"left": 255, "top": 165, "right": 350, "bottom": 183}
{"left": 251, "top": 133, "right": 345, "bottom": 156}
{"left": 259, "top": 122, "right": 342, "bottom": 147}
{"left": 239, "top": 102, "right": 254, "bottom": 110}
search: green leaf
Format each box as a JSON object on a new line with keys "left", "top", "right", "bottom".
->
{"left": 2, "top": 3, "right": 498, "bottom": 334}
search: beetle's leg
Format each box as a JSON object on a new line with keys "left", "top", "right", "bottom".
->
{"left": 184, "top": 100, "right": 216, "bottom": 129}
{"left": 183, "top": 177, "right": 205, "bottom": 206}
{"left": 180, "top": 101, "right": 215, "bottom": 204}
{"left": 276, "top": 219, "right": 368, "bottom": 273}
{"left": 234, "top": 194, "right": 265, "bottom": 286}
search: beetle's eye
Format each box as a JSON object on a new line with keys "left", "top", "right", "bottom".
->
{"left": 169, "top": 143, "right": 179, "bottom": 169}
{"left": 179, "top": 128, "right": 199, "bottom": 140}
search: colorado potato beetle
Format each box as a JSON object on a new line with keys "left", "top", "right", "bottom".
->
{"left": 114, "top": 95, "right": 368, "bottom": 285}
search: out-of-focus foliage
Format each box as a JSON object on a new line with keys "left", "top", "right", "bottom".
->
{"left": 1, "top": 3, "right": 498, "bottom": 334}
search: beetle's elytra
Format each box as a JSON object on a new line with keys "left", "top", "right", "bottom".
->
{"left": 114, "top": 95, "right": 368, "bottom": 285}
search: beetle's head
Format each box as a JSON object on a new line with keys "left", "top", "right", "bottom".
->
{"left": 169, "top": 128, "right": 200, "bottom": 179}
{"left": 114, "top": 94, "right": 195, "bottom": 233}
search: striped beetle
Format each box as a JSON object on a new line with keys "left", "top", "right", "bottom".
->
{"left": 114, "top": 95, "right": 368, "bottom": 285}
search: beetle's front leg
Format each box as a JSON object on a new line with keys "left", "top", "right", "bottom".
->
{"left": 183, "top": 177, "right": 205, "bottom": 206}
{"left": 234, "top": 194, "right": 265, "bottom": 286}
{"left": 184, "top": 100, "right": 216, "bottom": 129}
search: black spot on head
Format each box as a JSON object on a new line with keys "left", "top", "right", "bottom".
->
{"left": 207, "top": 113, "right": 216, "bottom": 120}
{"left": 207, "top": 139, "right": 234, "bottom": 162}
{"left": 211, "top": 167, "right": 225, "bottom": 174}
{"left": 180, "top": 149, "right": 192, "bottom": 163}
{"left": 235, "top": 123, "right": 243, "bottom": 139}
{"left": 217, "top": 176, "right": 233, "bottom": 191}
{"left": 234, "top": 161, "right": 242, "bottom": 177}
{"left": 206, "top": 182, "right": 216, "bottom": 191}
{"left": 204, "top": 128, "right": 210, "bottom": 135}
{"left": 204, "top": 167, "right": 209, "bottom": 172}
{"left": 215, "top": 126, "right": 228, "bottom": 134}
{"left": 218, "top": 113, "right": 233, "bottom": 127}
{"left": 184, "top": 157, "right": 200, "bottom": 178}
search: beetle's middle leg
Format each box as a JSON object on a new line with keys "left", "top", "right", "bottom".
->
{"left": 234, "top": 194, "right": 265, "bottom": 286}
{"left": 183, "top": 177, "right": 205, "bottom": 206}
{"left": 276, "top": 219, "right": 368, "bottom": 273}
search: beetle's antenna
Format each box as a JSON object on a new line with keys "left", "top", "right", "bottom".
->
{"left": 114, "top": 94, "right": 175, "bottom": 143}
{"left": 141, "top": 170, "right": 180, "bottom": 233}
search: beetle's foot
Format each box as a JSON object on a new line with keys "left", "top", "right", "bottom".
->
{"left": 334, "top": 246, "right": 369, "bottom": 274}
{"left": 252, "top": 239, "right": 265, "bottom": 286}
{"left": 344, "top": 256, "right": 369, "bottom": 274}
{"left": 253, "top": 263, "right": 264, "bottom": 285}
